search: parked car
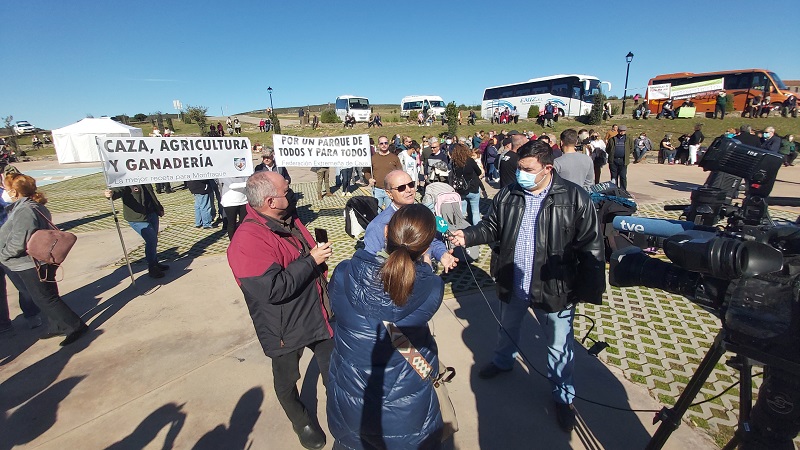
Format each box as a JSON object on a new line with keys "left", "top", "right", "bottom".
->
{"left": 13, "top": 121, "right": 35, "bottom": 135}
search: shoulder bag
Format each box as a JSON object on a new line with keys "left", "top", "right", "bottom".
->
{"left": 383, "top": 321, "right": 459, "bottom": 442}
{"left": 27, "top": 208, "right": 77, "bottom": 281}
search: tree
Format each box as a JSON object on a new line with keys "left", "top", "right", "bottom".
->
{"left": 527, "top": 105, "right": 540, "bottom": 119}
{"left": 270, "top": 112, "right": 281, "bottom": 134}
{"left": 320, "top": 109, "right": 340, "bottom": 123}
{"left": 3, "top": 116, "right": 17, "bottom": 152}
{"left": 445, "top": 101, "right": 458, "bottom": 136}
{"left": 184, "top": 105, "right": 209, "bottom": 135}
{"left": 133, "top": 113, "right": 148, "bottom": 122}
{"left": 587, "top": 93, "right": 605, "bottom": 125}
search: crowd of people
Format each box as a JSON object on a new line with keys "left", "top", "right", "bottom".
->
{"left": 4, "top": 108, "right": 798, "bottom": 449}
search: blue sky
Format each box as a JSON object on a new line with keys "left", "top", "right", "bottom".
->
{"left": 4, "top": 0, "right": 799, "bottom": 130}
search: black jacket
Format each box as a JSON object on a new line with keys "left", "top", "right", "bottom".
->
{"left": 109, "top": 184, "right": 164, "bottom": 222}
{"left": 462, "top": 173, "right": 605, "bottom": 312}
{"left": 186, "top": 179, "right": 211, "bottom": 195}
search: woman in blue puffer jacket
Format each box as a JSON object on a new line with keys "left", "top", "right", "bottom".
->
{"left": 328, "top": 204, "right": 445, "bottom": 450}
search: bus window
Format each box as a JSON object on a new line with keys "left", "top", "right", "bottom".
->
{"left": 751, "top": 73, "right": 768, "bottom": 89}
{"left": 516, "top": 87, "right": 531, "bottom": 96}
{"left": 500, "top": 89, "right": 514, "bottom": 98}
{"left": 552, "top": 83, "right": 568, "bottom": 97}
{"left": 724, "top": 73, "right": 749, "bottom": 90}
{"left": 484, "top": 87, "right": 502, "bottom": 100}
{"left": 571, "top": 86, "right": 581, "bottom": 99}
{"left": 336, "top": 98, "right": 347, "bottom": 109}
{"left": 532, "top": 85, "right": 548, "bottom": 95}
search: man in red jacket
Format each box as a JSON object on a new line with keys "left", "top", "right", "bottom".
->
{"left": 227, "top": 171, "right": 333, "bottom": 450}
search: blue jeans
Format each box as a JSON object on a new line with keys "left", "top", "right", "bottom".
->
{"left": 0, "top": 264, "right": 40, "bottom": 327}
{"left": 460, "top": 191, "right": 481, "bottom": 225}
{"left": 373, "top": 187, "right": 390, "bottom": 210}
{"left": 492, "top": 299, "right": 575, "bottom": 404}
{"left": 340, "top": 167, "right": 353, "bottom": 193}
{"left": 487, "top": 162, "right": 499, "bottom": 180}
{"left": 129, "top": 213, "right": 160, "bottom": 268}
{"left": 634, "top": 148, "right": 649, "bottom": 161}
{"left": 194, "top": 193, "right": 214, "bottom": 227}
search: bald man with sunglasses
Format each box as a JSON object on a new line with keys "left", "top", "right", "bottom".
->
{"left": 363, "top": 170, "right": 458, "bottom": 272}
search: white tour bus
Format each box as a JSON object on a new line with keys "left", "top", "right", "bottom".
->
{"left": 481, "top": 74, "right": 611, "bottom": 119}
{"left": 335, "top": 95, "right": 371, "bottom": 122}
{"left": 400, "top": 95, "right": 446, "bottom": 118}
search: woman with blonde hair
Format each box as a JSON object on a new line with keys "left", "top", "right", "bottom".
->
{"left": 0, "top": 174, "right": 87, "bottom": 346}
{"left": 328, "top": 204, "right": 445, "bottom": 449}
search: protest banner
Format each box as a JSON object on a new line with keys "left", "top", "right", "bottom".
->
{"left": 647, "top": 83, "right": 672, "bottom": 100}
{"left": 97, "top": 137, "right": 254, "bottom": 187}
{"left": 272, "top": 134, "right": 372, "bottom": 168}
{"left": 670, "top": 78, "right": 724, "bottom": 100}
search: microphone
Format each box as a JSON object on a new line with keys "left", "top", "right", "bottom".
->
{"left": 435, "top": 216, "right": 451, "bottom": 237}
{"left": 612, "top": 216, "right": 715, "bottom": 238}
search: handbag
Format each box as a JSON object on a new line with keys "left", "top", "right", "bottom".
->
{"left": 383, "top": 321, "right": 459, "bottom": 442}
{"left": 27, "top": 208, "right": 77, "bottom": 281}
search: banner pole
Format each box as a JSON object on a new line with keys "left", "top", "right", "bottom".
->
{"left": 96, "top": 137, "right": 135, "bottom": 285}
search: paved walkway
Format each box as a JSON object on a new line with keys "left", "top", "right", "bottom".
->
{"left": 1, "top": 157, "right": 797, "bottom": 449}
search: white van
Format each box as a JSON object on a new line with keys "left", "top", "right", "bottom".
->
{"left": 335, "top": 95, "right": 370, "bottom": 122}
{"left": 400, "top": 95, "right": 446, "bottom": 118}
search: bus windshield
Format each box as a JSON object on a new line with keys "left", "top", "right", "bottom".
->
{"left": 768, "top": 72, "right": 788, "bottom": 90}
{"left": 582, "top": 79, "right": 601, "bottom": 102}
{"left": 348, "top": 98, "right": 370, "bottom": 109}
{"left": 428, "top": 100, "right": 446, "bottom": 108}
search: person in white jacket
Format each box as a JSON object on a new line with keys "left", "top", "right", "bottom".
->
{"left": 217, "top": 176, "right": 249, "bottom": 239}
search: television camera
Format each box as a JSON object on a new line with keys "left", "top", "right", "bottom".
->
{"left": 609, "top": 138, "right": 800, "bottom": 449}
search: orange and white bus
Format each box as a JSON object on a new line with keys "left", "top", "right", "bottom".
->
{"left": 646, "top": 69, "right": 793, "bottom": 116}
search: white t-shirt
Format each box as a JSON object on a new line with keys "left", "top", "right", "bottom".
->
{"left": 218, "top": 177, "right": 249, "bottom": 207}
{"left": 398, "top": 150, "right": 419, "bottom": 181}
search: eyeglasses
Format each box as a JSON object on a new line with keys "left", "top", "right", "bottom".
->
{"left": 378, "top": 142, "right": 389, "bottom": 145}
{"left": 390, "top": 181, "right": 416, "bottom": 192}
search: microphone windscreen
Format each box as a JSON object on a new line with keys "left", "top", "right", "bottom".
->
{"left": 435, "top": 216, "right": 450, "bottom": 234}
{"left": 612, "top": 216, "right": 699, "bottom": 238}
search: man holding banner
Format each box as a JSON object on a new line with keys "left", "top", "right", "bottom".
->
{"left": 104, "top": 185, "right": 169, "bottom": 279}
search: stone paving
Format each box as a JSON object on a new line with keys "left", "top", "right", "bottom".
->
{"left": 42, "top": 173, "right": 800, "bottom": 447}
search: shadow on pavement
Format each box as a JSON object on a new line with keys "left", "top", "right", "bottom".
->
{"left": 0, "top": 376, "right": 86, "bottom": 450}
{"left": 105, "top": 402, "right": 186, "bottom": 450}
{"left": 0, "top": 259, "right": 194, "bottom": 445}
{"left": 451, "top": 266, "right": 653, "bottom": 449}
{"left": 649, "top": 179, "right": 700, "bottom": 193}
{"left": 192, "top": 387, "right": 264, "bottom": 450}
{"left": 58, "top": 212, "right": 113, "bottom": 232}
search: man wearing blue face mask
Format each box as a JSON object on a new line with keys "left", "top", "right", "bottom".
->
{"left": 449, "top": 139, "right": 605, "bottom": 433}
{"left": 760, "top": 126, "right": 781, "bottom": 153}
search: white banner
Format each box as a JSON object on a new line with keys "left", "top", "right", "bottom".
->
{"left": 670, "top": 78, "right": 725, "bottom": 100}
{"left": 98, "top": 137, "right": 254, "bottom": 187}
{"left": 272, "top": 134, "right": 372, "bottom": 167}
{"left": 647, "top": 83, "right": 672, "bottom": 100}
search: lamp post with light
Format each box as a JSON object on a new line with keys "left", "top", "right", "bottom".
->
{"left": 622, "top": 52, "right": 634, "bottom": 115}
{"left": 267, "top": 86, "right": 274, "bottom": 114}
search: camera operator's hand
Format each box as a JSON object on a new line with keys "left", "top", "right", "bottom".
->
{"left": 440, "top": 250, "right": 459, "bottom": 273}
{"left": 310, "top": 242, "right": 333, "bottom": 265}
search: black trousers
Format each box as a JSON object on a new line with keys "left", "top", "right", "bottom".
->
{"left": 223, "top": 204, "right": 248, "bottom": 240}
{"left": 15, "top": 265, "right": 84, "bottom": 335}
{"left": 714, "top": 104, "right": 725, "bottom": 119}
{"left": 272, "top": 338, "right": 333, "bottom": 428}
{"left": 609, "top": 158, "right": 628, "bottom": 190}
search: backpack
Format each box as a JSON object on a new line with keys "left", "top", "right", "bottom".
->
{"left": 449, "top": 167, "right": 469, "bottom": 193}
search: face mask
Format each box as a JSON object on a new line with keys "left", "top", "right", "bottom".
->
{"left": 763, "top": 132, "right": 771, "bottom": 138}
{"left": 725, "top": 133, "right": 735, "bottom": 138}
{"left": 1, "top": 190, "right": 12, "bottom": 203}
{"left": 278, "top": 189, "right": 298, "bottom": 221}
{"left": 445, "top": 139, "right": 452, "bottom": 145}
{"left": 516, "top": 168, "right": 545, "bottom": 190}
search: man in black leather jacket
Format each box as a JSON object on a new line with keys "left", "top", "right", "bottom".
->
{"left": 450, "top": 139, "right": 605, "bottom": 433}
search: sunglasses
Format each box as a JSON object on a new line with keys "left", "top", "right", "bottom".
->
{"left": 378, "top": 142, "right": 389, "bottom": 145}
{"left": 390, "top": 181, "right": 416, "bottom": 192}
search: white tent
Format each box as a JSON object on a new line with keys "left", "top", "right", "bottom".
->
{"left": 52, "top": 117, "right": 143, "bottom": 163}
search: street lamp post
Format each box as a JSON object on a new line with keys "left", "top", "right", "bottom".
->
{"left": 267, "top": 86, "right": 274, "bottom": 114}
{"left": 622, "top": 52, "right": 634, "bottom": 115}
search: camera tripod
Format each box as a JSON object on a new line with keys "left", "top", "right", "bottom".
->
{"left": 646, "top": 328, "right": 800, "bottom": 449}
